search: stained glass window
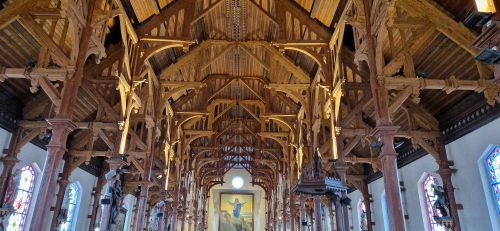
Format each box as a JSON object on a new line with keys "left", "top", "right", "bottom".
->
{"left": 358, "top": 201, "right": 368, "bottom": 231}
{"left": 59, "top": 182, "right": 81, "bottom": 231}
{"left": 5, "top": 165, "right": 37, "bottom": 231}
{"left": 485, "top": 145, "right": 500, "bottom": 215}
{"left": 422, "top": 175, "right": 446, "bottom": 231}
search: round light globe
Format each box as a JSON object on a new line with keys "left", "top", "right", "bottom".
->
{"left": 232, "top": 176, "right": 244, "bottom": 189}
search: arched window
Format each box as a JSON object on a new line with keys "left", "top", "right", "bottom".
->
{"left": 485, "top": 145, "right": 500, "bottom": 215}
{"left": 4, "top": 165, "right": 37, "bottom": 231}
{"left": 358, "top": 200, "right": 368, "bottom": 231}
{"left": 59, "top": 182, "right": 81, "bottom": 231}
{"left": 421, "top": 174, "right": 446, "bottom": 231}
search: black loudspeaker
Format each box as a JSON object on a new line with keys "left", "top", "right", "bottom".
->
{"left": 340, "top": 196, "right": 352, "bottom": 206}
{"left": 475, "top": 49, "right": 500, "bottom": 64}
{"left": 101, "top": 198, "right": 111, "bottom": 204}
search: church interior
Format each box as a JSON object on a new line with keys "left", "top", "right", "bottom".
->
{"left": 0, "top": 0, "right": 499, "bottom": 230}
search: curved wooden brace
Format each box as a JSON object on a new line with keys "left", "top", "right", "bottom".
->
{"left": 264, "top": 117, "right": 295, "bottom": 141}
{"left": 279, "top": 46, "right": 325, "bottom": 69}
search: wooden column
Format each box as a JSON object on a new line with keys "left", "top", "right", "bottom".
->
{"left": 334, "top": 196, "right": 347, "bottom": 231}
{"left": 99, "top": 157, "right": 126, "bottom": 231}
{"left": 362, "top": 0, "right": 405, "bottom": 229}
{"left": 299, "top": 195, "right": 307, "bottom": 231}
{"left": 50, "top": 154, "right": 72, "bottom": 230}
{"left": 290, "top": 192, "right": 296, "bottom": 231}
{"left": 31, "top": 118, "right": 77, "bottom": 229}
{"left": 372, "top": 127, "right": 405, "bottom": 231}
{"left": 328, "top": 205, "right": 335, "bottom": 231}
{"left": 334, "top": 135, "right": 349, "bottom": 231}
{"left": 170, "top": 208, "right": 178, "bottom": 231}
{"left": 30, "top": 0, "right": 96, "bottom": 227}
{"left": 88, "top": 171, "right": 105, "bottom": 231}
{"left": 0, "top": 128, "right": 22, "bottom": 204}
{"left": 313, "top": 196, "right": 322, "bottom": 231}
{"left": 134, "top": 181, "right": 150, "bottom": 231}
{"left": 362, "top": 190, "right": 373, "bottom": 231}
{"left": 435, "top": 138, "right": 462, "bottom": 231}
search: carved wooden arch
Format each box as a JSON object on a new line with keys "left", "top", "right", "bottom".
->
{"left": 264, "top": 117, "right": 295, "bottom": 140}
{"left": 259, "top": 135, "right": 289, "bottom": 156}
{"left": 173, "top": 114, "right": 206, "bottom": 138}
{"left": 259, "top": 150, "right": 283, "bottom": 170}
{"left": 277, "top": 46, "right": 325, "bottom": 71}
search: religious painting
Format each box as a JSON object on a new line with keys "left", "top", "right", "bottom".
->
{"left": 219, "top": 193, "right": 254, "bottom": 231}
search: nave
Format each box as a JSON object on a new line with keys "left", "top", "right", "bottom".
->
{"left": 0, "top": 0, "right": 499, "bottom": 231}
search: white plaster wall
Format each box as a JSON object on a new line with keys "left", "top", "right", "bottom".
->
{"left": 367, "top": 179, "right": 385, "bottom": 231}
{"left": 397, "top": 154, "right": 438, "bottom": 231}
{"left": 0, "top": 128, "right": 12, "bottom": 173}
{"left": 69, "top": 167, "right": 98, "bottom": 231}
{"left": 348, "top": 190, "right": 363, "bottom": 231}
{"left": 349, "top": 117, "right": 500, "bottom": 231}
{"left": 446, "top": 118, "right": 500, "bottom": 231}
{"left": 207, "top": 168, "right": 266, "bottom": 231}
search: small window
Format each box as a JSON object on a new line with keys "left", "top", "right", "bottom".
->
{"left": 485, "top": 145, "right": 500, "bottom": 215}
{"left": 4, "top": 165, "right": 37, "bottom": 231}
{"left": 59, "top": 182, "right": 81, "bottom": 231}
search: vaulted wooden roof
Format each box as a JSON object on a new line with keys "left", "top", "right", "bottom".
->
{"left": 0, "top": 0, "right": 497, "bottom": 199}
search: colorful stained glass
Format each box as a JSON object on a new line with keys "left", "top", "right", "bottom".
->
{"left": 6, "top": 165, "right": 36, "bottom": 231}
{"left": 422, "top": 175, "right": 446, "bottom": 231}
{"left": 59, "top": 183, "right": 80, "bottom": 231}
{"left": 485, "top": 146, "right": 500, "bottom": 215}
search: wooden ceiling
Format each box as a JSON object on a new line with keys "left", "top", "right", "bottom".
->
{"left": 0, "top": 0, "right": 497, "bottom": 198}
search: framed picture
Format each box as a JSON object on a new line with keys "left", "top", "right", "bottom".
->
{"left": 219, "top": 193, "right": 254, "bottom": 231}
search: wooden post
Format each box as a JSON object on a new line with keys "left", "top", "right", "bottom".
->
{"left": 290, "top": 192, "right": 296, "bottom": 231}
{"left": 328, "top": 204, "right": 335, "bottom": 231}
{"left": 299, "top": 195, "right": 307, "bottom": 231}
{"left": 88, "top": 171, "right": 105, "bottom": 231}
{"left": 99, "top": 157, "right": 126, "bottom": 231}
{"left": 335, "top": 134, "right": 350, "bottom": 231}
{"left": 171, "top": 208, "right": 178, "bottom": 231}
{"left": 50, "top": 154, "right": 72, "bottom": 230}
{"left": 313, "top": 196, "right": 322, "bottom": 231}
{"left": 0, "top": 128, "right": 21, "bottom": 204}
{"left": 435, "top": 137, "right": 462, "bottom": 231}
{"left": 31, "top": 118, "right": 77, "bottom": 229}
{"left": 362, "top": 0, "right": 405, "bottom": 229}
{"left": 30, "top": 0, "right": 96, "bottom": 227}
{"left": 334, "top": 165, "right": 350, "bottom": 231}
{"left": 134, "top": 181, "right": 150, "bottom": 231}
{"left": 363, "top": 189, "right": 373, "bottom": 231}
